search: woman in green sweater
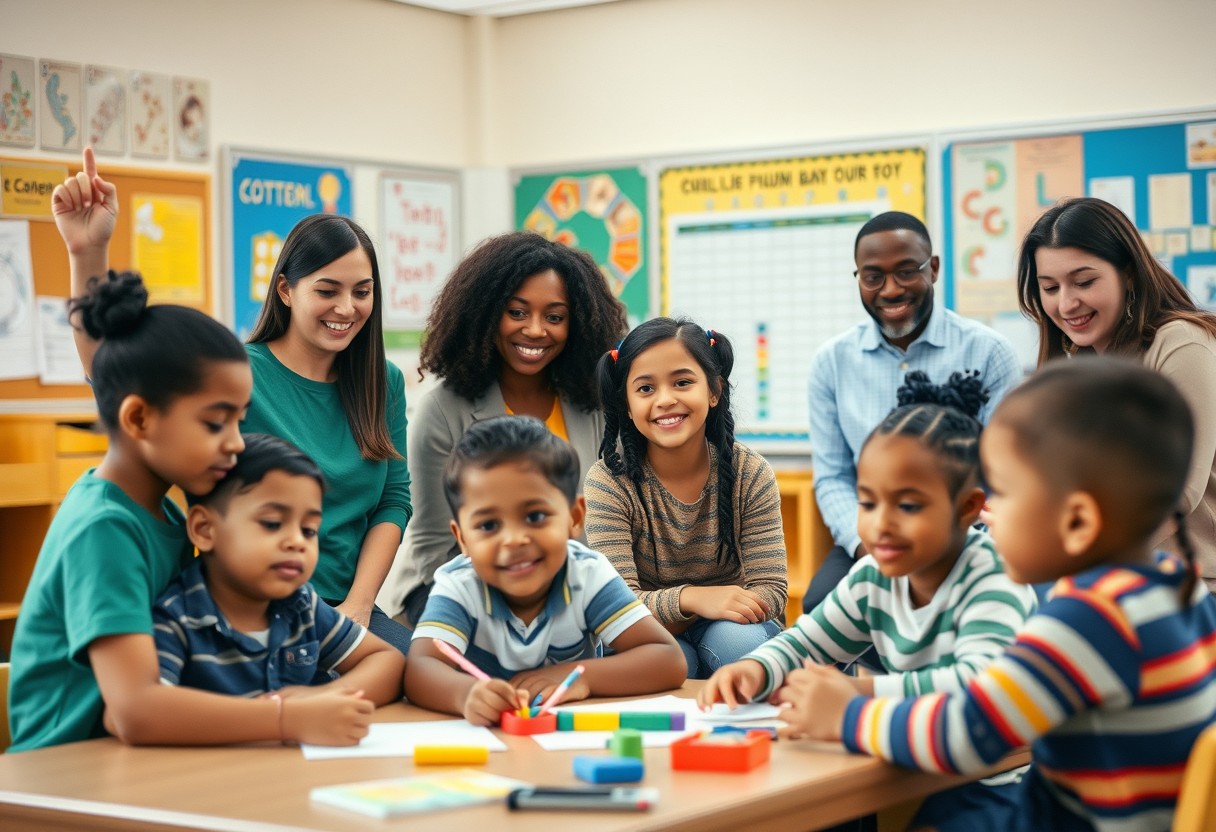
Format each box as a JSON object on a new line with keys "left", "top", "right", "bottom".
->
{"left": 245, "top": 215, "right": 412, "bottom": 655}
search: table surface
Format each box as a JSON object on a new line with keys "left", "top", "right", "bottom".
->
{"left": 0, "top": 683, "right": 1026, "bottom": 832}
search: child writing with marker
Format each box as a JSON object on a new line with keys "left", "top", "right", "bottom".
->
{"left": 585, "top": 318, "right": 788, "bottom": 678}
{"left": 406, "top": 416, "right": 686, "bottom": 725}
{"left": 699, "top": 371, "right": 1036, "bottom": 708}
{"left": 152, "top": 433, "right": 403, "bottom": 709}
{"left": 779, "top": 359, "right": 1216, "bottom": 832}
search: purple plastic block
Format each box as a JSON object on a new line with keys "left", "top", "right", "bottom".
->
{"left": 670, "top": 712, "right": 685, "bottom": 731}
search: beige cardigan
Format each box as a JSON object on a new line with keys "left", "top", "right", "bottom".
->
{"left": 1144, "top": 320, "right": 1216, "bottom": 590}
{"left": 380, "top": 381, "right": 604, "bottom": 614}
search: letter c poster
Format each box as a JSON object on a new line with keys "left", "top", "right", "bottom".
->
{"left": 228, "top": 152, "right": 352, "bottom": 338}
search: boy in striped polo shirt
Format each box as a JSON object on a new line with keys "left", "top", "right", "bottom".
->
{"left": 406, "top": 416, "right": 686, "bottom": 726}
{"left": 152, "top": 434, "right": 404, "bottom": 714}
{"left": 775, "top": 359, "right": 1216, "bottom": 832}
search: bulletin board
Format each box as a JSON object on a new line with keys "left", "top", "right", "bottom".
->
{"left": 941, "top": 110, "right": 1216, "bottom": 368}
{"left": 0, "top": 154, "right": 211, "bottom": 403}
{"left": 513, "top": 165, "right": 649, "bottom": 324}
{"left": 658, "top": 146, "right": 927, "bottom": 451}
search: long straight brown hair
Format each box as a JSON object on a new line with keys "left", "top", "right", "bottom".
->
{"left": 248, "top": 214, "right": 401, "bottom": 461}
{"left": 1017, "top": 197, "right": 1216, "bottom": 366}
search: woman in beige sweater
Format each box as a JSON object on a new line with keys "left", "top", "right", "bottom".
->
{"left": 1017, "top": 197, "right": 1216, "bottom": 589}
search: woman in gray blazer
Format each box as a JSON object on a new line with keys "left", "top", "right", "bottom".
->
{"left": 387, "top": 233, "right": 627, "bottom": 624}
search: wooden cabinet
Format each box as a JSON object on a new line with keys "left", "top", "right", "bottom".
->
{"left": 774, "top": 469, "right": 833, "bottom": 627}
{"left": 0, "top": 414, "right": 107, "bottom": 657}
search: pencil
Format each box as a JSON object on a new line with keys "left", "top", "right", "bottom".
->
{"left": 434, "top": 639, "right": 491, "bottom": 681}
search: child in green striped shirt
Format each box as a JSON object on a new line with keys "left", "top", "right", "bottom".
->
{"left": 700, "top": 370, "right": 1037, "bottom": 708}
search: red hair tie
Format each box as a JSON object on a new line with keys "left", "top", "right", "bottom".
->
{"left": 609, "top": 349, "right": 619, "bottom": 362}
{"left": 706, "top": 328, "right": 717, "bottom": 347}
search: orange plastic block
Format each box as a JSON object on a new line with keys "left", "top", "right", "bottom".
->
{"left": 500, "top": 711, "right": 558, "bottom": 735}
{"left": 670, "top": 730, "right": 771, "bottom": 772}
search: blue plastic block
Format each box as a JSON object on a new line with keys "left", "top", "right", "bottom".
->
{"left": 573, "top": 754, "right": 644, "bottom": 784}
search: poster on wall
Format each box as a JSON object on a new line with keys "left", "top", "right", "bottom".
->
{"left": 659, "top": 148, "right": 926, "bottom": 448}
{"left": 173, "top": 77, "right": 209, "bottom": 162}
{"left": 513, "top": 167, "right": 649, "bottom": 323}
{"left": 0, "top": 54, "right": 36, "bottom": 148}
{"left": 38, "top": 60, "right": 81, "bottom": 153}
{"left": 131, "top": 193, "right": 205, "bottom": 305}
{"left": 85, "top": 65, "right": 127, "bottom": 156}
{"left": 129, "top": 71, "right": 170, "bottom": 159}
{"left": 228, "top": 152, "right": 353, "bottom": 338}
{"left": 379, "top": 173, "right": 458, "bottom": 331}
{"left": 944, "top": 118, "right": 1216, "bottom": 367}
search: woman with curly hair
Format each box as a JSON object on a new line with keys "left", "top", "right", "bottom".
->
{"left": 389, "top": 232, "right": 628, "bottom": 624}
{"left": 1018, "top": 196, "right": 1216, "bottom": 590}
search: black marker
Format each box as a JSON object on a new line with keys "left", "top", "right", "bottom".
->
{"left": 507, "top": 786, "right": 659, "bottom": 811}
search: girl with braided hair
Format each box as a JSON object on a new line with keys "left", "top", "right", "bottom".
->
{"left": 701, "top": 368, "right": 1035, "bottom": 706}
{"left": 585, "top": 318, "right": 787, "bottom": 678}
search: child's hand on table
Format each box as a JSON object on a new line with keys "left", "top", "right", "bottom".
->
{"left": 509, "top": 666, "right": 590, "bottom": 705}
{"left": 774, "top": 661, "right": 860, "bottom": 741}
{"left": 680, "top": 585, "right": 771, "bottom": 624}
{"left": 698, "top": 659, "right": 766, "bottom": 710}
{"left": 464, "top": 678, "right": 528, "bottom": 726}
{"left": 283, "top": 688, "right": 374, "bottom": 746}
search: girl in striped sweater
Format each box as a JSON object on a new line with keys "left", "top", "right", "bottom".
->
{"left": 700, "top": 370, "right": 1035, "bottom": 708}
{"left": 775, "top": 358, "right": 1216, "bottom": 832}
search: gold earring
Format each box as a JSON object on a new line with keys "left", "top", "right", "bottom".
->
{"left": 1125, "top": 290, "right": 1136, "bottom": 323}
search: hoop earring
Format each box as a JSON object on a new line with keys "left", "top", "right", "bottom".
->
{"left": 1125, "top": 289, "right": 1136, "bottom": 324}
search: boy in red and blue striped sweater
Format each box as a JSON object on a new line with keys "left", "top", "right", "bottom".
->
{"left": 775, "top": 359, "right": 1216, "bottom": 832}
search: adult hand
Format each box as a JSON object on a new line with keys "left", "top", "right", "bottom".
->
{"left": 680, "top": 585, "right": 770, "bottom": 624}
{"left": 336, "top": 598, "right": 373, "bottom": 628}
{"left": 52, "top": 147, "right": 118, "bottom": 255}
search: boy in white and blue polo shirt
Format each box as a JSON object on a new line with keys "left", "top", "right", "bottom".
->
{"left": 406, "top": 416, "right": 687, "bottom": 726}
{"left": 153, "top": 434, "right": 404, "bottom": 703}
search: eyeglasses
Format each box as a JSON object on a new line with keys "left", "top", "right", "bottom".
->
{"left": 853, "top": 257, "right": 933, "bottom": 291}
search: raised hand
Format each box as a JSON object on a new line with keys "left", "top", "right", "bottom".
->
{"left": 52, "top": 146, "right": 118, "bottom": 255}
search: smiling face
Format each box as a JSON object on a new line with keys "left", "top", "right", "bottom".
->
{"left": 496, "top": 269, "right": 569, "bottom": 383}
{"left": 856, "top": 229, "right": 938, "bottom": 350}
{"left": 625, "top": 337, "right": 719, "bottom": 453}
{"left": 141, "top": 359, "right": 251, "bottom": 497}
{"left": 856, "top": 433, "right": 980, "bottom": 604}
{"left": 277, "top": 246, "right": 374, "bottom": 360}
{"left": 192, "top": 470, "right": 323, "bottom": 611}
{"left": 450, "top": 460, "right": 584, "bottom": 623}
{"left": 1035, "top": 246, "right": 1128, "bottom": 353}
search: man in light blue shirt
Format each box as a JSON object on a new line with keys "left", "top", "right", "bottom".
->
{"left": 804, "top": 212, "right": 1021, "bottom": 614}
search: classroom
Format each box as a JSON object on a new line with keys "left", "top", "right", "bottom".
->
{"left": 3, "top": 0, "right": 1216, "bottom": 830}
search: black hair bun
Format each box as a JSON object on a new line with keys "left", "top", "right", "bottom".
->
{"left": 896, "top": 369, "right": 988, "bottom": 420}
{"left": 71, "top": 271, "right": 149, "bottom": 340}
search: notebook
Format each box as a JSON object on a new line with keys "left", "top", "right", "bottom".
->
{"left": 310, "top": 769, "right": 530, "bottom": 818}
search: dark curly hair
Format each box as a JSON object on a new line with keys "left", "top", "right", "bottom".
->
{"left": 863, "top": 370, "right": 989, "bottom": 497}
{"left": 420, "top": 232, "right": 627, "bottom": 411}
{"left": 596, "top": 317, "right": 739, "bottom": 570}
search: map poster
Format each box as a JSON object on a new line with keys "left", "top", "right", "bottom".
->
{"left": 514, "top": 167, "right": 649, "bottom": 323}
{"left": 0, "top": 54, "right": 36, "bottom": 148}
{"left": 85, "top": 65, "right": 127, "bottom": 156}
{"left": 173, "top": 77, "right": 209, "bottom": 162}
{"left": 39, "top": 60, "right": 82, "bottom": 153}
{"left": 129, "top": 71, "right": 170, "bottom": 159}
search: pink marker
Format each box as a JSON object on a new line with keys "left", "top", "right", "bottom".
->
{"left": 537, "top": 664, "right": 586, "bottom": 714}
{"left": 434, "top": 639, "right": 491, "bottom": 681}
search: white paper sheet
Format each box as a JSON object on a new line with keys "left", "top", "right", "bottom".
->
{"left": 0, "top": 220, "right": 38, "bottom": 381}
{"left": 301, "top": 720, "right": 507, "bottom": 761}
{"left": 696, "top": 702, "right": 785, "bottom": 722}
{"left": 35, "top": 296, "right": 85, "bottom": 385}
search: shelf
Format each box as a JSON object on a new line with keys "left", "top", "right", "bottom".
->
{"left": 0, "top": 463, "right": 56, "bottom": 506}
{"left": 0, "top": 602, "right": 20, "bottom": 622}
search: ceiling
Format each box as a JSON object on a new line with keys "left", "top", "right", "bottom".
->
{"left": 388, "top": 0, "right": 622, "bottom": 16}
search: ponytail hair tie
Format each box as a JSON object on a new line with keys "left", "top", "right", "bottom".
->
{"left": 609, "top": 338, "right": 624, "bottom": 363}
{"left": 706, "top": 328, "right": 717, "bottom": 347}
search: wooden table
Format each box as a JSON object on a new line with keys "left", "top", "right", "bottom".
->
{"left": 0, "top": 684, "right": 1026, "bottom": 832}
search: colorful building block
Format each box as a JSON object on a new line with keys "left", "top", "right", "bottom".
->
{"left": 607, "top": 728, "right": 644, "bottom": 759}
{"left": 414, "top": 745, "right": 490, "bottom": 765}
{"left": 572, "top": 712, "right": 620, "bottom": 731}
{"left": 670, "top": 730, "right": 772, "bottom": 773}
{"left": 500, "top": 710, "right": 558, "bottom": 735}
{"left": 620, "top": 712, "right": 685, "bottom": 731}
{"left": 573, "top": 755, "right": 644, "bottom": 784}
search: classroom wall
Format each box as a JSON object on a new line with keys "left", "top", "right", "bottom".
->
{"left": 3, "top": 0, "right": 471, "bottom": 168}
{"left": 487, "top": 0, "right": 1216, "bottom": 167}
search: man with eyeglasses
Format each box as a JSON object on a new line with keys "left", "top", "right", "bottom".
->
{"left": 802, "top": 211, "right": 1021, "bottom": 621}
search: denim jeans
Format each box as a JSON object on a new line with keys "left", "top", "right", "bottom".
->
{"left": 676, "top": 617, "right": 783, "bottom": 679}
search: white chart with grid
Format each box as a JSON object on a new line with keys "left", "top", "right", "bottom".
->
{"left": 666, "top": 202, "right": 886, "bottom": 449}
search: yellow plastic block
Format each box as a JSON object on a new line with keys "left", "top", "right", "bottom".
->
{"left": 572, "top": 712, "right": 620, "bottom": 731}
